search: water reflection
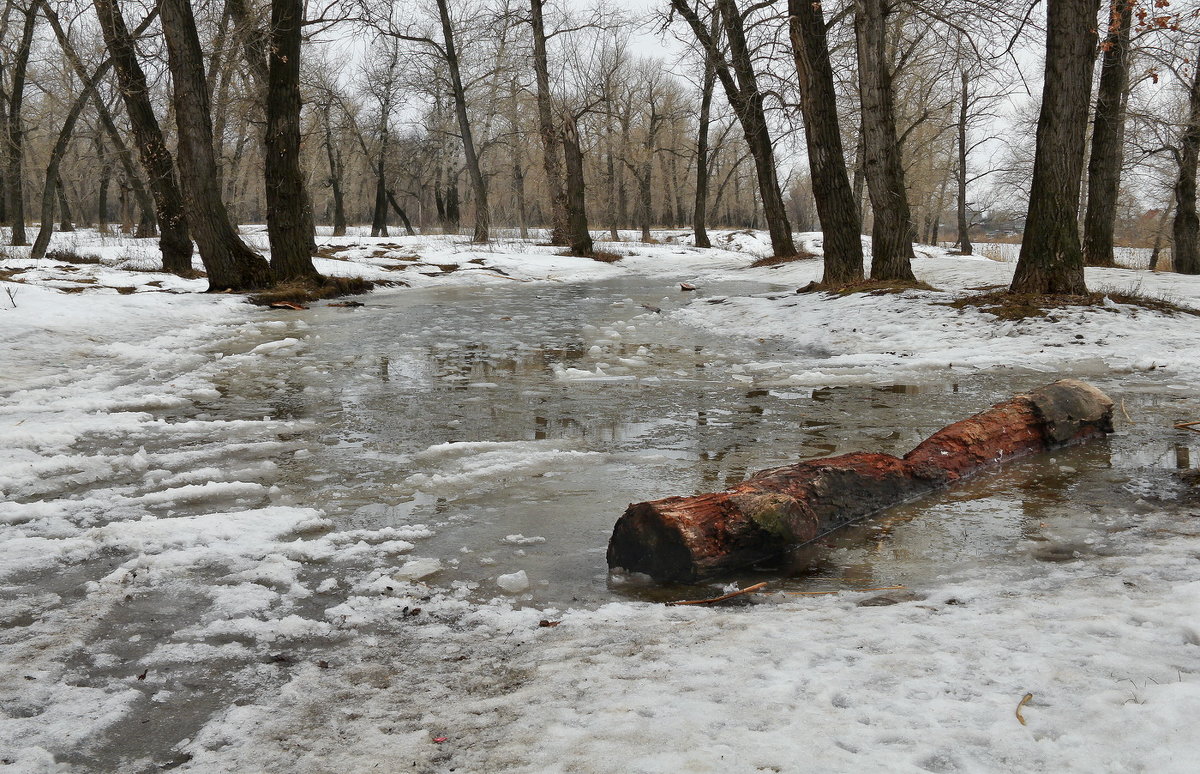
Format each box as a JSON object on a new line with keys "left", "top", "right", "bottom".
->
{"left": 243, "top": 278, "right": 1200, "bottom": 605}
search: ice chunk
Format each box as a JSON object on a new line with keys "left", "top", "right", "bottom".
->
{"left": 502, "top": 534, "right": 546, "bottom": 546}
{"left": 394, "top": 557, "right": 442, "bottom": 581}
{"left": 496, "top": 570, "right": 529, "bottom": 593}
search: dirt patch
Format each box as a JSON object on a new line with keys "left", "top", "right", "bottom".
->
{"left": 559, "top": 248, "right": 623, "bottom": 263}
{"left": 947, "top": 290, "right": 1200, "bottom": 321}
{"left": 798, "top": 279, "right": 938, "bottom": 296}
{"left": 247, "top": 275, "right": 373, "bottom": 306}
{"left": 953, "top": 290, "right": 1198, "bottom": 321}
{"left": 750, "top": 250, "right": 819, "bottom": 268}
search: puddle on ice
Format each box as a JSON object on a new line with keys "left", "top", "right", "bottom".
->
{"left": 210, "top": 277, "right": 1200, "bottom": 605}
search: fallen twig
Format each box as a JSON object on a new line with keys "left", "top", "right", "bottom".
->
{"left": 1120, "top": 399, "right": 1132, "bottom": 423}
{"left": 1016, "top": 692, "right": 1033, "bottom": 726}
{"left": 1175, "top": 420, "right": 1200, "bottom": 434}
{"left": 667, "top": 581, "right": 768, "bottom": 606}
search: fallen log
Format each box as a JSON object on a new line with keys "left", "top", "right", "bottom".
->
{"left": 607, "top": 379, "right": 1113, "bottom": 582}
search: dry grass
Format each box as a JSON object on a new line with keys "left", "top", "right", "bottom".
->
{"left": 947, "top": 289, "right": 1200, "bottom": 321}
{"left": 45, "top": 247, "right": 102, "bottom": 264}
{"left": 750, "top": 249, "right": 819, "bottom": 268}
{"left": 560, "top": 248, "right": 623, "bottom": 263}
{"left": 247, "top": 275, "right": 373, "bottom": 306}
{"left": 798, "top": 278, "right": 938, "bottom": 296}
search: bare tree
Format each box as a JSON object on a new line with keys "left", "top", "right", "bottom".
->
{"left": 1082, "top": 0, "right": 1134, "bottom": 267}
{"left": 1011, "top": 0, "right": 1100, "bottom": 295}
{"left": 789, "top": 0, "right": 864, "bottom": 286}
{"left": 159, "top": 0, "right": 271, "bottom": 291}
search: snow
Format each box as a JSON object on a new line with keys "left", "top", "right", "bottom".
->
{"left": 3, "top": 228, "right": 1200, "bottom": 772}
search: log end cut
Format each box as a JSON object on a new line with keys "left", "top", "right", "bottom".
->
{"left": 607, "top": 499, "right": 697, "bottom": 583}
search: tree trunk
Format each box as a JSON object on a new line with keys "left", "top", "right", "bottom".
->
{"left": 1082, "top": 0, "right": 1133, "bottom": 268}
{"left": 159, "top": 0, "right": 270, "bottom": 290}
{"left": 94, "top": 0, "right": 192, "bottom": 274}
{"left": 92, "top": 97, "right": 158, "bottom": 240}
{"left": 855, "top": 0, "right": 916, "bottom": 281}
{"left": 956, "top": 71, "right": 973, "bottom": 255}
{"left": 264, "top": 0, "right": 319, "bottom": 283}
{"left": 693, "top": 23, "right": 716, "bottom": 249}
{"left": 435, "top": 0, "right": 488, "bottom": 243}
{"left": 530, "top": 0, "right": 568, "bottom": 244}
{"left": 1011, "top": 0, "right": 1099, "bottom": 294}
{"left": 321, "top": 103, "right": 347, "bottom": 237}
{"left": 385, "top": 189, "right": 417, "bottom": 236}
{"left": 57, "top": 178, "right": 74, "bottom": 231}
{"left": 789, "top": 0, "right": 864, "bottom": 286}
{"left": 506, "top": 77, "right": 529, "bottom": 239}
{"left": 561, "top": 112, "right": 593, "bottom": 255}
{"left": 1172, "top": 43, "right": 1200, "bottom": 275}
{"left": 716, "top": 0, "right": 795, "bottom": 257}
{"left": 33, "top": 0, "right": 124, "bottom": 260}
{"left": 5, "top": 3, "right": 36, "bottom": 246}
{"left": 671, "top": 0, "right": 796, "bottom": 257}
{"left": 608, "top": 379, "right": 1113, "bottom": 582}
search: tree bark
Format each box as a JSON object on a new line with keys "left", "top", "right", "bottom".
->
{"left": 435, "top": 0, "right": 488, "bottom": 243}
{"left": 671, "top": 0, "right": 796, "bottom": 257}
{"left": 385, "top": 189, "right": 417, "bottom": 236}
{"left": 1172, "top": 43, "right": 1200, "bottom": 275}
{"left": 320, "top": 102, "right": 347, "bottom": 236}
{"left": 91, "top": 96, "right": 158, "bottom": 239}
{"left": 789, "top": 0, "right": 864, "bottom": 286}
{"left": 855, "top": 0, "right": 916, "bottom": 281}
{"left": 159, "top": 0, "right": 270, "bottom": 290}
{"left": 693, "top": 19, "right": 717, "bottom": 249}
{"left": 57, "top": 178, "right": 74, "bottom": 231}
{"left": 1011, "top": 0, "right": 1100, "bottom": 294}
{"left": 561, "top": 111, "right": 593, "bottom": 255}
{"left": 5, "top": 2, "right": 36, "bottom": 246}
{"left": 264, "top": 0, "right": 319, "bottom": 282}
{"left": 94, "top": 0, "right": 192, "bottom": 274}
{"left": 608, "top": 379, "right": 1113, "bottom": 582}
{"left": 529, "top": 0, "right": 569, "bottom": 244}
{"left": 1082, "top": 0, "right": 1133, "bottom": 268}
{"left": 956, "top": 70, "right": 973, "bottom": 255}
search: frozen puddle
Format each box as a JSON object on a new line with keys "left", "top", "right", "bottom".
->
{"left": 4, "top": 275, "right": 1200, "bottom": 772}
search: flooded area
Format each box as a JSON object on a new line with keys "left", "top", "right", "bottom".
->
{"left": 214, "top": 276, "right": 1200, "bottom": 603}
{"left": 6, "top": 274, "right": 1200, "bottom": 772}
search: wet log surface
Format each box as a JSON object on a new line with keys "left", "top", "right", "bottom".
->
{"left": 607, "top": 379, "right": 1114, "bottom": 582}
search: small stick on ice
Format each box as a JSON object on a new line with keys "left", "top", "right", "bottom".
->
{"left": 1120, "top": 399, "right": 1132, "bottom": 423}
{"left": 667, "top": 581, "right": 768, "bottom": 606}
{"left": 1016, "top": 692, "right": 1034, "bottom": 726}
{"left": 1175, "top": 420, "right": 1200, "bottom": 434}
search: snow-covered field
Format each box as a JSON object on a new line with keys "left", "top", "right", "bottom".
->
{"left": 2, "top": 228, "right": 1200, "bottom": 773}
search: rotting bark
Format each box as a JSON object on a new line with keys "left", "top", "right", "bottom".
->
{"left": 608, "top": 379, "right": 1114, "bottom": 582}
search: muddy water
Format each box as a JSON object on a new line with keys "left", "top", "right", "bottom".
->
{"left": 229, "top": 277, "right": 1200, "bottom": 604}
